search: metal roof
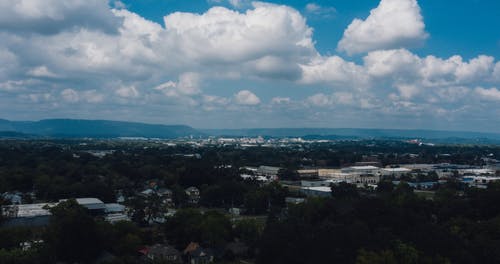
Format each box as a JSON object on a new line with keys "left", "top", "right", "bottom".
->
{"left": 382, "top": 168, "right": 411, "bottom": 172}
{"left": 348, "top": 166, "right": 379, "bottom": 170}
{"left": 70, "top": 198, "right": 105, "bottom": 210}
{"left": 301, "top": 186, "right": 332, "bottom": 192}
{"left": 104, "top": 203, "right": 125, "bottom": 213}
{"left": 2, "top": 203, "right": 56, "bottom": 218}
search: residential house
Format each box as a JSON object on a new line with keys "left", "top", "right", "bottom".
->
{"left": 184, "top": 242, "right": 214, "bottom": 264}
{"left": 1, "top": 192, "right": 22, "bottom": 205}
{"left": 224, "top": 242, "right": 249, "bottom": 259}
{"left": 143, "top": 244, "right": 181, "bottom": 263}
{"left": 256, "top": 166, "right": 281, "bottom": 180}
{"left": 157, "top": 188, "right": 174, "bottom": 207}
{"left": 185, "top": 187, "right": 200, "bottom": 205}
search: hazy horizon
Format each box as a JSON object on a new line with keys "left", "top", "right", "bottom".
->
{"left": 2, "top": 117, "right": 500, "bottom": 135}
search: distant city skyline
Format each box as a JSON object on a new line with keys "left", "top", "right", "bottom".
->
{"left": 0, "top": 0, "right": 499, "bottom": 132}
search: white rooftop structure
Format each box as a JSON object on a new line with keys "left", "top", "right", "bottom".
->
{"left": 398, "top": 164, "right": 435, "bottom": 171}
{"left": 2, "top": 203, "right": 56, "bottom": 218}
{"left": 240, "top": 174, "right": 269, "bottom": 182}
{"left": 140, "top": 189, "right": 155, "bottom": 196}
{"left": 76, "top": 198, "right": 105, "bottom": 210}
{"left": 256, "top": 176, "right": 268, "bottom": 182}
{"left": 105, "top": 213, "right": 130, "bottom": 223}
{"left": 461, "top": 168, "right": 495, "bottom": 175}
{"left": 258, "top": 166, "right": 281, "bottom": 173}
{"left": 341, "top": 166, "right": 380, "bottom": 175}
{"left": 59, "top": 198, "right": 106, "bottom": 211}
{"left": 464, "top": 176, "right": 500, "bottom": 185}
{"left": 382, "top": 168, "right": 412, "bottom": 172}
{"left": 241, "top": 166, "right": 258, "bottom": 172}
{"left": 104, "top": 203, "right": 125, "bottom": 214}
{"left": 300, "top": 186, "right": 332, "bottom": 197}
{"left": 349, "top": 166, "right": 379, "bottom": 170}
{"left": 301, "top": 186, "right": 332, "bottom": 193}
{"left": 240, "top": 174, "right": 253, "bottom": 180}
{"left": 381, "top": 168, "right": 412, "bottom": 177}
{"left": 2, "top": 198, "right": 126, "bottom": 227}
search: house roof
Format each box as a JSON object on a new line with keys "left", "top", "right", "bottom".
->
{"left": 104, "top": 203, "right": 125, "bottom": 213}
{"left": 157, "top": 188, "right": 172, "bottom": 195}
{"left": 140, "top": 189, "right": 155, "bottom": 196}
{"left": 258, "top": 166, "right": 281, "bottom": 171}
{"left": 104, "top": 213, "right": 130, "bottom": 223}
{"left": 148, "top": 244, "right": 180, "bottom": 256}
{"left": 225, "top": 242, "right": 248, "bottom": 255}
{"left": 185, "top": 187, "right": 199, "bottom": 192}
{"left": 183, "top": 242, "right": 200, "bottom": 254}
{"left": 190, "top": 247, "right": 214, "bottom": 258}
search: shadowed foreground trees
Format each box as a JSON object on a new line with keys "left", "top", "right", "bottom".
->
{"left": 2, "top": 184, "right": 500, "bottom": 263}
{"left": 164, "top": 209, "right": 233, "bottom": 249}
{"left": 44, "top": 199, "right": 102, "bottom": 262}
{"left": 257, "top": 183, "right": 500, "bottom": 264}
{"left": 0, "top": 200, "right": 147, "bottom": 263}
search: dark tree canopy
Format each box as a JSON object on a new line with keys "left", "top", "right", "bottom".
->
{"left": 44, "top": 199, "right": 102, "bottom": 262}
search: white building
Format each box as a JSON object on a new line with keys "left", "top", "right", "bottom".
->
{"left": 301, "top": 180, "right": 331, "bottom": 187}
{"left": 300, "top": 186, "right": 332, "bottom": 197}
{"left": 317, "top": 169, "right": 341, "bottom": 178}
{"left": 398, "top": 164, "right": 435, "bottom": 172}
{"left": 459, "top": 168, "right": 495, "bottom": 176}
{"left": 381, "top": 168, "right": 411, "bottom": 178}
{"left": 463, "top": 176, "right": 500, "bottom": 188}
{"left": 297, "top": 169, "right": 319, "bottom": 178}
{"left": 341, "top": 166, "right": 380, "bottom": 175}
{"left": 1, "top": 197, "right": 130, "bottom": 227}
{"left": 256, "top": 166, "right": 281, "bottom": 180}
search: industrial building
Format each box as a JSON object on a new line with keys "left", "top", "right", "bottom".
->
{"left": 1, "top": 198, "right": 129, "bottom": 227}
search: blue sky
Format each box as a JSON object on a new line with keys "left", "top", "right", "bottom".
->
{"left": 122, "top": 0, "right": 500, "bottom": 59}
{"left": 0, "top": 0, "right": 499, "bottom": 131}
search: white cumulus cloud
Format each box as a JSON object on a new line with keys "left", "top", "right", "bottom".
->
{"left": 271, "top": 97, "right": 291, "bottom": 104}
{"left": 163, "top": 3, "right": 315, "bottom": 66}
{"left": 307, "top": 93, "right": 331, "bottom": 107}
{"left": 154, "top": 73, "right": 202, "bottom": 97}
{"left": 234, "top": 90, "right": 261, "bottom": 105}
{"left": 300, "top": 56, "right": 368, "bottom": 86}
{"left": 305, "top": 3, "right": 336, "bottom": 18}
{"left": 61, "top": 88, "right": 79, "bottom": 103}
{"left": 337, "top": 0, "right": 428, "bottom": 55}
{"left": 116, "top": 85, "right": 139, "bottom": 98}
{"left": 475, "top": 87, "right": 500, "bottom": 101}
{"left": 0, "top": 0, "right": 121, "bottom": 34}
{"left": 27, "top": 66, "right": 58, "bottom": 78}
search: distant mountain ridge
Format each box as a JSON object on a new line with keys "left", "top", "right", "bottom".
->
{"left": 0, "top": 119, "right": 200, "bottom": 138}
{"left": 0, "top": 119, "right": 499, "bottom": 143}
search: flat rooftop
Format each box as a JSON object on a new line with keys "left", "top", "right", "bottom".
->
{"left": 2, "top": 203, "right": 56, "bottom": 218}
{"left": 382, "top": 168, "right": 411, "bottom": 172}
{"left": 346, "top": 166, "right": 380, "bottom": 170}
{"left": 301, "top": 186, "right": 332, "bottom": 192}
